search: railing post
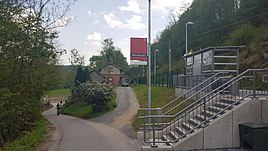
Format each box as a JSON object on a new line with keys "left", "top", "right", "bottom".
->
{"left": 203, "top": 98, "right": 207, "bottom": 127}
{"left": 253, "top": 70, "right": 256, "bottom": 98}
{"left": 151, "top": 118, "right": 158, "bottom": 148}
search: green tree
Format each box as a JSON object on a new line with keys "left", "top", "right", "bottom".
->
{"left": 0, "top": 0, "right": 76, "bottom": 147}
{"left": 84, "top": 67, "right": 91, "bottom": 82}
{"left": 74, "top": 66, "right": 85, "bottom": 86}
{"left": 89, "top": 38, "right": 128, "bottom": 71}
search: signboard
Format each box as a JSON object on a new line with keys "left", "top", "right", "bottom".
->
{"left": 130, "top": 37, "right": 147, "bottom": 61}
{"left": 130, "top": 60, "right": 147, "bottom": 66}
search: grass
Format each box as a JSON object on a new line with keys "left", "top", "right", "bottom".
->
{"left": 60, "top": 92, "right": 117, "bottom": 119}
{"left": 60, "top": 101, "right": 93, "bottom": 119}
{"left": 133, "top": 84, "right": 176, "bottom": 108}
{"left": 132, "top": 84, "right": 176, "bottom": 130}
{"left": 2, "top": 117, "right": 48, "bottom": 151}
{"left": 45, "top": 88, "right": 71, "bottom": 98}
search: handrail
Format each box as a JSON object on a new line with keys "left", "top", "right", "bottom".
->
{"left": 139, "top": 73, "right": 221, "bottom": 112}
{"left": 142, "top": 69, "right": 249, "bottom": 119}
{"left": 141, "top": 68, "right": 268, "bottom": 145}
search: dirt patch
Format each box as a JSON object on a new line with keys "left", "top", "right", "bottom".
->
{"left": 33, "top": 123, "right": 56, "bottom": 151}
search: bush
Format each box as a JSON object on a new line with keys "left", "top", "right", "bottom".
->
{"left": 72, "top": 81, "right": 114, "bottom": 112}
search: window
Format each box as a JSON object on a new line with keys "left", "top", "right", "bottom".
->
{"left": 203, "top": 50, "right": 212, "bottom": 65}
{"left": 187, "top": 56, "right": 193, "bottom": 65}
{"left": 107, "top": 67, "right": 113, "bottom": 74}
{"left": 194, "top": 54, "right": 201, "bottom": 64}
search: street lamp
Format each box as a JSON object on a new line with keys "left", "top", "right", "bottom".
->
{"left": 147, "top": 0, "right": 152, "bottom": 129}
{"left": 154, "top": 49, "right": 159, "bottom": 84}
{"left": 185, "top": 22, "right": 194, "bottom": 57}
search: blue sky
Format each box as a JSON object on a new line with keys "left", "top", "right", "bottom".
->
{"left": 56, "top": 0, "right": 193, "bottom": 65}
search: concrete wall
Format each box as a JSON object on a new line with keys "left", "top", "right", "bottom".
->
{"left": 261, "top": 98, "right": 268, "bottom": 123}
{"left": 173, "top": 98, "right": 264, "bottom": 150}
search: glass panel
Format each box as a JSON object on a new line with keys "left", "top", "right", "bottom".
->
{"left": 203, "top": 50, "right": 212, "bottom": 65}
{"left": 187, "top": 56, "right": 193, "bottom": 65}
{"left": 194, "top": 54, "right": 201, "bottom": 64}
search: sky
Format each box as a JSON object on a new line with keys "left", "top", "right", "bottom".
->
{"left": 56, "top": 0, "right": 193, "bottom": 65}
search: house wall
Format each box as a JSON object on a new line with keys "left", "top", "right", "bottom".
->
{"left": 100, "top": 64, "right": 121, "bottom": 75}
{"left": 90, "top": 71, "right": 106, "bottom": 82}
{"left": 103, "top": 74, "right": 122, "bottom": 86}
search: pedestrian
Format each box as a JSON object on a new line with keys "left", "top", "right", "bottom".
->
{"left": 56, "top": 103, "right": 60, "bottom": 115}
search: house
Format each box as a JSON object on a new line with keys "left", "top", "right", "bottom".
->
{"left": 89, "top": 70, "right": 107, "bottom": 83}
{"left": 99, "top": 62, "right": 128, "bottom": 86}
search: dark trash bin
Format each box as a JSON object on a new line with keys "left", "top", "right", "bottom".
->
{"left": 239, "top": 122, "right": 268, "bottom": 151}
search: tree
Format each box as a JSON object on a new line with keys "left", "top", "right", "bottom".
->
{"left": 89, "top": 38, "right": 128, "bottom": 71}
{"left": 84, "top": 67, "right": 91, "bottom": 82}
{"left": 74, "top": 66, "right": 85, "bottom": 86}
{"left": 0, "top": 0, "right": 77, "bottom": 147}
{"left": 69, "top": 48, "right": 85, "bottom": 66}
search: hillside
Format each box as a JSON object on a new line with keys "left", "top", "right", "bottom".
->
{"left": 153, "top": 0, "right": 268, "bottom": 72}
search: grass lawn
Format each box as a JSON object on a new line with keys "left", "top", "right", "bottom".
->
{"left": 45, "top": 88, "right": 71, "bottom": 98}
{"left": 2, "top": 117, "right": 48, "bottom": 151}
{"left": 132, "top": 84, "right": 176, "bottom": 130}
{"left": 133, "top": 84, "right": 176, "bottom": 108}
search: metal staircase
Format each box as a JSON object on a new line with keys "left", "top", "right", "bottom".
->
{"left": 139, "top": 68, "right": 268, "bottom": 149}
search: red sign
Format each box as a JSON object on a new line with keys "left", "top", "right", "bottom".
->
{"left": 130, "top": 38, "right": 147, "bottom": 61}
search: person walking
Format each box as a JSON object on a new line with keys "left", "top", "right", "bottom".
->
{"left": 56, "top": 103, "right": 61, "bottom": 115}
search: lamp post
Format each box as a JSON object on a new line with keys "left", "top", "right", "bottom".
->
{"left": 185, "top": 22, "right": 194, "bottom": 57}
{"left": 147, "top": 0, "right": 152, "bottom": 126}
{"left": 154, "top": 49, "right": 159, "bottom": 84}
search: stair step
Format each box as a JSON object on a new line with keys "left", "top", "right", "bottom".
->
{"left": 201, "top": 110, "right": 215, "bottom": 117}
{"left": 161, "top": 135, "right": 172, "bottom": 146}
{"left": 168, "top": 131, "right": 179, "bottom": 140}
{"left": 195, "top": 114, "right": 205, "bottom": 121}
{"left": 214, "top": 102, "right": 230, "bottom": 108}
{"left": 182, "top": 122, "right": 193, "bottom": 131}
{"left": 189, "top": 118, "right": 202, "bottom": 126}
{"left": 196, "top": 113, "right": 215, "bottom": 122}
{"left": 220, "top": 99, "right": 236, "bottom": 104}
{"left": 208, "top": 106, "right": 221, "bottom": 113}
{"left": 175, "top": 126, "right": 187, "bottom": 136}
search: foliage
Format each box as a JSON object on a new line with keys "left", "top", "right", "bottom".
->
{"left": 74, "top": 66, "right": 85, "bottom": 86}
{"left": 89, "top": 38, "right": 128, "bottom": 71}
{"left": 2, "top": 117, "right": 48, "bottom": 151}
{"left": 69, "top": 48, "right": 85, "bottom": 66}
{"left": 225, "top": 23, "right": 258, "bottom": 45}
{"left": 0, "top": 0, "right": 76, "bottom": 147}
{"left": 153, "top": 0, "right": 268, "bottom": 72}
{"left": 74, "top": 67, "right": 91, "bottom": 86}
{"left": 72, "top": 81, "right": 114, "bottom": 112}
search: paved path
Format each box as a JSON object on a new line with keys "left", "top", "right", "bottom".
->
{"left": 91, "top": 87, "right": 140, "bottom": 138}
{"left": 43, "top": 87, "right": 141, "bottom": 151}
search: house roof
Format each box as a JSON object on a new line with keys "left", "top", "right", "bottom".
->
{"left": 89, "top": 70, "right": 107, "bottom": 79}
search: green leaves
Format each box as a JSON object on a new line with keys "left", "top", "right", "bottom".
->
{"left": 72, "top": 81, "right": 114, "bottom": 112}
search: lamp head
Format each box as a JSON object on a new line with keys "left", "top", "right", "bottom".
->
{"left": 186, "top": 22, "right": 194, "bottom": 25}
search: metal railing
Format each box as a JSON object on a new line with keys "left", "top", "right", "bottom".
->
{"left": 137, "top": 72, "right": 231, "bottom": 129}
{"left": 139, "top": 68, "right": 268, "bottom": 146}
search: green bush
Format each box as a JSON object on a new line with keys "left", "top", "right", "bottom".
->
{"left": 225, "top": 23, "right": 257, "bottom": 45}
{"left": 72, "top": 81, "right": 114, "bottom": 112}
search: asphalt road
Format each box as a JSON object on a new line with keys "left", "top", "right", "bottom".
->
{"left": 43, "top": 87, "right": 141, "bottom": 151}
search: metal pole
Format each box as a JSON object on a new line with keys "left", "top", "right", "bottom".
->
{"left": 185, "top": 24, "right": 188, "bottom": 56}
{"left": 154, "top": 49, "right": 159, "bottom": 85}
{"left": 169, "top": 40, "right": 171, "bottom": 72}
{"left": 148, "top": 0, "right": 152, "bottom": 127}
